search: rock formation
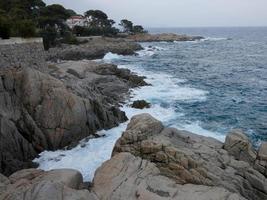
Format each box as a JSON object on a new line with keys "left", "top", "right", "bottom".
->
{"left": 0, "top": 169, "right": 96, "bottom": 200}
{"left": 47, "top": 37, "right": 143, "bottom": 61}
{"left": 95, "top": 114, "right": 266, "bottom": 200}
{"left": 0, "top": 39, "right": 147, "bottom": 176}
{"left": 1, "top": 102, "right": 267, "bottom": 200}
{"left": 127, "top": 33, "right": 204, "bottom": 42}
{"left": 131, "top": 100, "right": 151, "bottom": 109}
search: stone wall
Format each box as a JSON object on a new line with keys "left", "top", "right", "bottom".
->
{"left": 0, "top": 38, "right": 46, "bottom": 71}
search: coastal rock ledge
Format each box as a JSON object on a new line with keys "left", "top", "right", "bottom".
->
{"left": 1, "top": 114, "right": 266, "bottom": 200}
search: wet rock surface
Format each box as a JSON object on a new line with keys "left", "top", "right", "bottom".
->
{"left": 131, "top": 100, "right": 151, "bottom": 109}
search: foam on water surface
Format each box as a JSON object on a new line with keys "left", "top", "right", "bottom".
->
{"left": 34, "top": 122, "right": 128, "bottom": 182}
{"left": 103, "top": 52, "right": 121, "bottom": 62}
{"left": 34, "top": 43, "right": 229, "bottom": 182}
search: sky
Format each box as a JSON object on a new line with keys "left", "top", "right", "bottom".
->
{"left": 44, "top": 0, "right": 267, "bottom": 27}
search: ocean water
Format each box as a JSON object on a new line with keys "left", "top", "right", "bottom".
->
{"left": 34, "top": 27, "right": 267, "bottom": 181}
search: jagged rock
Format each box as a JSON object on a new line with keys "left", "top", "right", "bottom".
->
{"left": 127, "top": 33, "right": 204, "bottom": 42}
{"left": 0, "top": 169, "right": 96, "bottom": 200}
{"left": 111, "top": 114, "right": 267, "bottom": 200}
{"left": 224, "top": 129, "right": 257, "bottom": 163}
{"left": 0, "top": 42, "right": 147, "bottom": 176}
{"left": 93, "top": 152, "right": 246, "bottom": 200}
{"left": 131, "top": 100, "right": 151, "bottom": 109}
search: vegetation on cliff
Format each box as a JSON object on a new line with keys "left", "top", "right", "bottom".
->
{"left": 0, "top": 0, "right": 146, "bottom": 50}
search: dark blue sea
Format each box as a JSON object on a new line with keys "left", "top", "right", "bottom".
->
{"left": 108, "top": 27, "right": 267, "bottom": 146}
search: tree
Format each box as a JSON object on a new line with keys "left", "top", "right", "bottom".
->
{"left": 84, "top": 10, "right": 108, "bottom": 20}
{"left": 0, "top": 0, "right": 45, "bottom": 17}
{"left": 119, "top": 19, "right": 133, "bottom": 33}
{"left": 0, "top": 16, "right": 11, "bottom": 39}
{"left": 66, "top": 9, "right": 77, "bottom": 16}
{"left": 39, "top": 4, "right": 70, "bottom": 24}
{"left": 40, "top": 25, "right": 58, "bottom": 50}
{"left": 9, "top": 7, "right": 28, "bottom": 20}
{"left": 84, "top": 10, "right": 113, "bottom": 28}
{"left": 132, "top": 25, "right": 146, "bottom": 33}
{"left": 16, "top": 20, "right": 36, "bottom": 37}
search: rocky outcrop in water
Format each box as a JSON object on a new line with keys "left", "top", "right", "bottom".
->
{"left": 47, "top": 37, "right": 143, "bottom": 61}
{"left": 127, "top": 33, "right": 204, "bottom": 42}
{"left": 0, "top": 40, "right": 147, "bottom": 176}
{"left": 131, "top": 100, "right": 151, "bottom": 109}
{"left": 91, "top": 114, "right": 267, "bottom": 200}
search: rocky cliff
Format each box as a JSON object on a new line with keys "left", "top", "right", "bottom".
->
{"left": 0, "top": 39, "right": 147, "bottom": 176}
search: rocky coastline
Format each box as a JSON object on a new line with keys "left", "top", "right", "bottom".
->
{"left": 0, "top": 34, "right": 266, "bottom": 200}
{"left": 0, "top": 37, "right": 147, "bottom": 176}
{"left": 127, "top": 33, "right": 204, "bottom": 42}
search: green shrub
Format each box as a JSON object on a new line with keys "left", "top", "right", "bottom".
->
{"left": 73, "top": 25, "right": 119, "bottom": 37}
{"left": 0, "top": 16, "right": 11, "bottom": 39}
{"left": 61, "top": 31, "right": 79, "bottom": 45}
{"left": 40, "top": 26, "right": 58, "bottom": 50}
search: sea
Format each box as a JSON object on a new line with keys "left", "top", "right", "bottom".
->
{"left": 34, "top": 27, "right": 267, "bottom": 181}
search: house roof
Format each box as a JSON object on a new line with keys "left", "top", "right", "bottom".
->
{"left": 69, "top": 15, "right": 84, "bottom": 20}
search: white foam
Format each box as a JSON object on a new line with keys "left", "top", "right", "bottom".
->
{"left": 137, "top": 47, "right": 155, "bottom": 57}
{"left": 103, "top": 52, "right": 121, "bottom": 62}
{"left": 200, "top": 37, "right": 229, "bottom": 42}
{"left": 34, "top": 122, "right": 128, "bottom": 182}
{"left": 173, "top": 122, "right": 226, "bottom": 142}
{"left": 120, "top": 65, "right": 208, "bottom": 103}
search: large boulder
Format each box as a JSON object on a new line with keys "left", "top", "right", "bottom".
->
{"left": 93, "top": 152, "right": 246, "bottom": 200}
{"left": 0, "top": 169, "right": 96, "bottom": 200}
{"left": 224, "top": 129, "right": 257, "bottom": 163}
{"left": 111, "top": 114, "right": 267, "bottom": 200}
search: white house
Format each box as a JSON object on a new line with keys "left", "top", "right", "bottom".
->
{"left": 66, "top": 16, "right": 90, "bottom": 29}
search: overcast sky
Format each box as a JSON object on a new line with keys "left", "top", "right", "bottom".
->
{"left": 44, "top": 0, "right": 267, "bottom": 27}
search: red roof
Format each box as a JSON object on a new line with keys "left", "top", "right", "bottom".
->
{"left": 69, "top": 16, "right": 84, "bottom": 20}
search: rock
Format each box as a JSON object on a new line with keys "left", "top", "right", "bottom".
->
{"left": 224, "top": 129, "right": 257, "bottom": 163}
{"left": 47, "top": 37, "right": 143, "bottom": 61}
{"left": 113, "top": 113, "right": 164, "bottom": 155}
{"left": 0, "top": 169, "right": 95, "bottom": 200}
{"left": 131, "top": 100, "right": 151, "bottom": 109}
{"left": 258, "top": 142, "right": 267, "bottom": 161}
{"left": 93, "top": 152, "right": 246, "bottom": 200}
{"left": 0, "top": 41, "right": 147, "bottom": 176}
{"left": 127, "top": 33, "right": 204, "bottom": 42}
{"left": 111, "top": 114, "right": 267, "bottom": 200}
{"left": 0, "top": 174, "right": 10, "bottom": 194}
{"left": 254, "top": 142, "right": 267, "bottom": 176}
